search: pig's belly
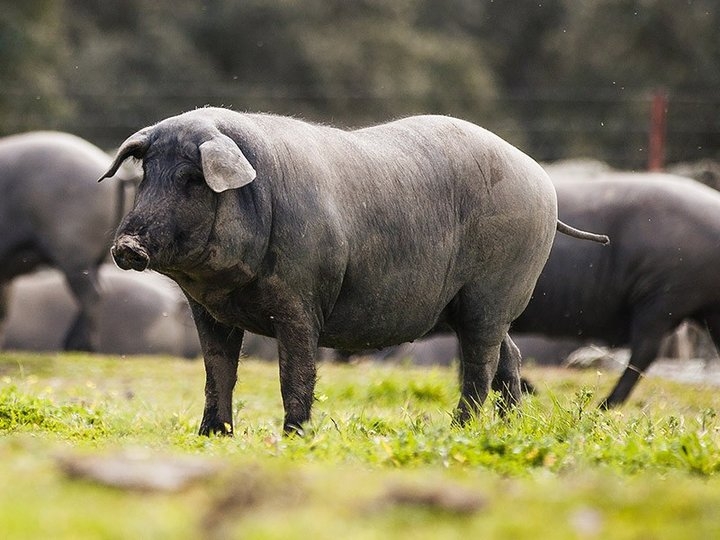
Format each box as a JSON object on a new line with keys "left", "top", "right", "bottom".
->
{"left": 318, "top": 294, "right": 448, "bottom": 351}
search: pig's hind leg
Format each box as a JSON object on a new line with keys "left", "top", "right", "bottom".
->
{"left": 451, "top": 286, "right": 517, "bottom": 425}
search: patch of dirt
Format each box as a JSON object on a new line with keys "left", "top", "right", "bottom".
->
{"left": 375, "top": 481, "right": 487, "bottom": 515}
{"left": 647, "top": 358, "right": 720, "bottom": 386}
{"left": 56, "top": 449, "right": 219, "bottom": 492}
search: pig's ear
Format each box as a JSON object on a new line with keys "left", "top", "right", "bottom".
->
{"left": 98, "top": 129, "right": 151, "bottom": 182}
{"left": 199, "top": 134, "right": 257, "bottom": 193}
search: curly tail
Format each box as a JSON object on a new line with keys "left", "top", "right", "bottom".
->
{"left": 556, "top": 220, "right": 609, "bottom": 244}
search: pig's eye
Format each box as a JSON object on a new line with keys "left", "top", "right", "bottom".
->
{"left": 176, "top": 169, "right": 203, "bottom": 186}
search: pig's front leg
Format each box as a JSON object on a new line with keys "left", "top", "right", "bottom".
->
{"left": 185, "top": 295, "right": 244, "bottom": 436}
{"left": 275, "top": 317, "right": 319, "bottom": 435}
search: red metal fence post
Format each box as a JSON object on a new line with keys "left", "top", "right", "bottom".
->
{"left": 648, "top": 89, "right": 668, "bottom": 171}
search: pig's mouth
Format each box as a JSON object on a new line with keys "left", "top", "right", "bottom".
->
{"left": 111, "top": 235, "right": 150, "bottom": 272}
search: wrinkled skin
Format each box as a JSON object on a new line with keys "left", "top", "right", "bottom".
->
{"left": 0, "top": 132, "right": 124, "bottom": 351}
{"left": 513, "top": 173, "right": 720, "bottom": 407}
{"left": 102, "top": 108, "right": 563, "bottom": 435}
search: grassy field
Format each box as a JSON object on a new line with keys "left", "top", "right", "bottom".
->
{"left": 1, "top": 351, "right": 719, "bottom": 539}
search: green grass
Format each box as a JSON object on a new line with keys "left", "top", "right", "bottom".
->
{"left": 1, "top": 352, "right": 719, "bottom": 539}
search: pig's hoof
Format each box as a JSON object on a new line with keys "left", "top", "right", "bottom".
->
{"left": 198, "top": 420, "right": 234, "bottom": 437}
{"left": 282, "top": 421, "right": 306, "bottom": 437}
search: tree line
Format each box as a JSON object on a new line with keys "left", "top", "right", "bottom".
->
{"left": 2, "top": 0, "right": 719, "bottom": 168}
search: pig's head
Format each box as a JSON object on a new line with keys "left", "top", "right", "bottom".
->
{"left": 99, "top": 113, "right": 258, "bottom": 275}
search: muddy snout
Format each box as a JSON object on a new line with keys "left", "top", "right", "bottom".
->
{"left": 112, "top": 235, "right": 150, "bottom": 271}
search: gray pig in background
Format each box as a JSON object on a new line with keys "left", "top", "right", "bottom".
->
{"left": 100, "top": 108, "right": 606, "bottom": 435}
{"left": 0, "top": 132, "right": 131, "bottom": 351}
{"left": 513, "top": 172, "right": 720, "bottom": 408}
{"left": 2, "top": 265, "right": 199, "bottom": 358}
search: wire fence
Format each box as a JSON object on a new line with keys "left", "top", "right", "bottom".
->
{"left": 2, "top": 87, "right": 718, "bottom": 170}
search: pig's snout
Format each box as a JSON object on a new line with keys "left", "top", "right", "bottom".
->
{"left": 112, "top": 235, "right": 150, "bottom": 271}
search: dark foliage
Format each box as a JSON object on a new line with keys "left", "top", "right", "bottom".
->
{"left": 1, "top": 0, "right": 718, "bottom": 167}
